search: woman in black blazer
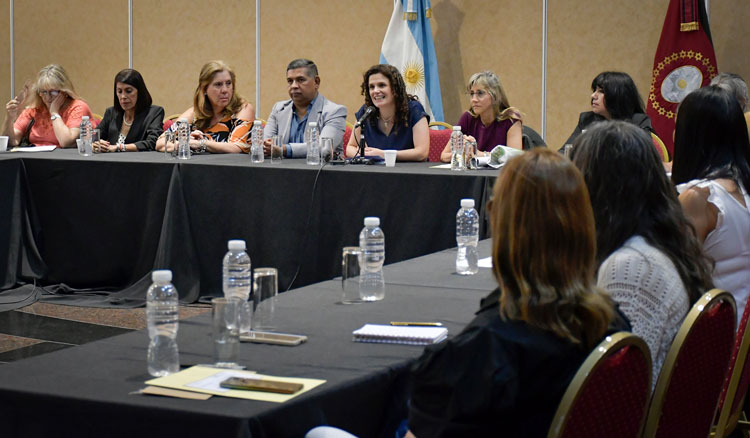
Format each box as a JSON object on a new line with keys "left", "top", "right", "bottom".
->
{"left": 93, "top": 69, "right": 164, "bottom": 152}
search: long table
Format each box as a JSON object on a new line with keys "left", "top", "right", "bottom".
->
{"left": 0, "top": 150, "right": 497, "bottom": 310}
{"left": 0, "top": 241, "right": 495, "bottom": 438}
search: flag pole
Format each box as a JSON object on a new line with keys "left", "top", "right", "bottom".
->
{"left": 541, "top": 0, "right": 548, "bottom": 140}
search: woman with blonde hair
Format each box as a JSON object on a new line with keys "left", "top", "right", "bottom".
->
{"left": 440, "top": 70, "right": 522, "bottom": 162}
{"left": 156, "top": 60, "right": 254, "bottom": 154}
{"left": 406, "top": 148, "right": 628, "bottom": 437}
{"left": 3, "top": 64, "right": 92, "bottom": 148}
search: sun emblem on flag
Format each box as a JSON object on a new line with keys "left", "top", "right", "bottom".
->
{"left": 661, "top": 65, "right": 703, "bottom": 103}
{"left": 402, "top": 61, "right": 425, "bottom": 93}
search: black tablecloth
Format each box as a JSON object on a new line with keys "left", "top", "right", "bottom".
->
{"left": 0, "top": 241, "right": 495, "bottom": 438}
{"left": 0, "top": 150, "right": 497, "bottom": 310}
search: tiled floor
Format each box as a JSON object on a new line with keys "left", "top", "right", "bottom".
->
{"left": 0, "top": 302, "right": 211, "bottom": 363}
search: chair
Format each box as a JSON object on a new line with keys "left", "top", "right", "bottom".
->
{"left": 713, "top": 295, "right": 750, "bottom": 437}
{"left": 343, "top": 121, "right": 353, "bottom": 147}
{"left": 522, "top": 125, "right": 546, "bottom": 150}
{"left": 643, "top": 289, "right": 737, "bottom": 438}
{"left": 428, "top": 122, "right": 452, "bottom": 162}
{"left": 651, "top": 132, "right": 669, "bottom": 163}
{"left": 91, "top": 112, "right": 103, "bottom": 128}
{"left": 547, "top": 332, "right": 652, "bottom": 438}
{"left": 162, "top": 119, "right": 174, "bottom": 132}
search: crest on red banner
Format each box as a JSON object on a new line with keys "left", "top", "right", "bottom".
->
{"left": 647, "top": 0, "right": 717, "bottom": 157}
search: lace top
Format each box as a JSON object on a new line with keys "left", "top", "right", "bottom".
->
{"left": 597, "top": 235, "right": 689, "bottom": 389}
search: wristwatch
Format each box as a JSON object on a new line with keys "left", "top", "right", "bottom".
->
{"left": 199, "top": 138, "right": 207, "bottom": 153}
{"left": 50, "top": 113, "right": 61, "bottom": 121}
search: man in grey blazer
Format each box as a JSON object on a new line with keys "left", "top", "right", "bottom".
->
{"left": 263, "top": 59, "right": 347, "bottom": 158}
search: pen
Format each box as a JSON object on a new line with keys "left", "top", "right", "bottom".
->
{"left": 390, "top": 322, "right": 444, "bottom": 327}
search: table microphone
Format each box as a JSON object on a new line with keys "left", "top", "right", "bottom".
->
{"left": 354, "top": 106, "right": 377, "bottom": 128}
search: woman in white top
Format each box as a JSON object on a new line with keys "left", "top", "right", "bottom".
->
{"left": 572, "top": 120, "right": 714, "bottom": 386}
{"left": 672, "top": 85, "right": 750, "bottom": 325}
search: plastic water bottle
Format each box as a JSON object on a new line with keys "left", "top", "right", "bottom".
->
{"left": 306, "top": 122, "right": 321, "bottom": 165}
{"left": 79, "top": 116, "right": 92, "bottom": 156}
{"left": 250, "top": 120, "right": 264, "bottom": 163}
{"left": 146, "top": 270, "right": 179, "bottom": 377}
{"left": 176, "top": 118, "right": 190, "bottom": 160}
{"left": 222, "top": 239, "right": 252, "bottom": 301}
{"left": 456, "top": 199, "right": 479, "bottom": 275}
{"left": 450, "top": 126, "right": 465, "bottom": 171}
{"left": 359, "top": 217, "right": 385, "bottom": 301}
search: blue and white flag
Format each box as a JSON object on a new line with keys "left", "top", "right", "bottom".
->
{"left": 380, "top": 0, "right": 444, "bottom": 123}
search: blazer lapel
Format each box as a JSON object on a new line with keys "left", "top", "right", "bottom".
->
{"left": 125, "top": 109, "right": 147, "bottom": 143}
{"left": 279, "top": 101, "right": 294, "bottom": 145}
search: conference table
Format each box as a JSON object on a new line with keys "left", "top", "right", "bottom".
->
{"left": 0, "top": 240, "right": 496, "bottom": 438}
{"left": 0, "top": 149, "right": 498, "bottom": 310}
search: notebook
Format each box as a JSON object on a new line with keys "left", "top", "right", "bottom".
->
{"left": 352, "top": 324, "right": 448, "bottom": 346}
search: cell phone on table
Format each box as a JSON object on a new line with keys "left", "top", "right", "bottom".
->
{"left": 240, "top": 331, "right": 307, "bottom": 346}
{"left": 219, "top": 377, "right": 303, "bottom": 394}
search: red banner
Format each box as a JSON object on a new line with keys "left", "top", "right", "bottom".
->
{"left": 647, "top": 0, "right": 717, "bottom": 157}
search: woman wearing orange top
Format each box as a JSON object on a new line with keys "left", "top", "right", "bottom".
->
{"left": 3, "top": 64, "right": 92, "bottom": 148}
{"left": 156, "top": 60, "right": 254, "bottom": 154}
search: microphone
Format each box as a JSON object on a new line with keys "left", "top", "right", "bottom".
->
{"left": 354, "top": 106, "right": 377, "bottom": 128}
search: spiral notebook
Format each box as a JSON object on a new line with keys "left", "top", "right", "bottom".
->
{"left": 352, "top": 324, "right": 448, "bottom": 346}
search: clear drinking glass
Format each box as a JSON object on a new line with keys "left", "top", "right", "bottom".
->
{"left": 270, "top": 135, "right": 282, "bottom": 164}
{"left": 252, "top": 268, "right": 278, "bottom": 331}
{"left": 319, "top": 137, "right": 333, "bottom": 163}
{"left": 341, "top": 247, "right": 362, "bottom": 304}
{"left": 164, "top": 131, "right": 176, "bottom": 159}
{"left": 91, "top": 129, "right": 101, "bottom": 153}
{"left": 212, "top": 297, "right": 240, "bottom": 368}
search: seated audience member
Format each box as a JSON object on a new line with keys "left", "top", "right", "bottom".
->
{"left": 93, "top": 69, "right": 164, "bottom": 152}
{"left": 562, "top": 71, "right": 654, "bottom": 148}
{"left": 156, "top": 60, "right": 254, "bottom": 154}
{"left": 3, "top": 64, "right": 92, "bottom": 148}
{"left": 262, "top": 59, "right": 346, "bottom": 158}
{"left": 571, "top": 121, "right": 713, "bottom": 385}
{"left": 345, "top": 64, "right": 429, "bottom": 161}
{"left": 672, "top": 85, "right": 750, "bottom": 324}
{"left": 406, "top": 148, "right": 629, "bottom": 437}
{"left": 439, "top": 71, "right": 522, "bottom": 162}
{"left": 711, "top": 72, "right": 750, "bottom": 137}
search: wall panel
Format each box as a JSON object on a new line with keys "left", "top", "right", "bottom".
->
{"left": 14, "top": 0, "right": 127, "bottom": 117}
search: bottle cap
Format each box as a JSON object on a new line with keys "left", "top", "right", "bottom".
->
{"left": 228, "top": 239, "right": 246, "bottom": 250}
{"left": 452, "top": 126, "right": 461, "bottom": 131}
{"left": 82, "top": 116, "right": 89, "bottom": 120}
{"left": 253, "top": 120, "right": 262, "bottom": 126}
{"left": 152, "top": 269, "right": 172, "bottom": 283}
{"left": 309, "top": 122, "right": 318, "bottom": 127}
{"left": 461, "top": 198, "right": 475, "bottom": 208}
{"left": 364, "top": 217, "right": 380, "bottom": 227}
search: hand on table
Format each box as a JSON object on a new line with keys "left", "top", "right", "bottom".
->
{"left": 363, "top": 147, "right": 385, "bottom": 158}
{"left": 92, "top": 140, "right": 117, "bottom": 153}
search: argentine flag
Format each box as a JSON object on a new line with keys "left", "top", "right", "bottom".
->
{"left": 380, "top": 0, "right": 444, "bottom": 123}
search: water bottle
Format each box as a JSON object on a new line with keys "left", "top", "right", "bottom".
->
{"left": 359, "top": 217, "right": 385, "bottom": 301}
{"left": 222, "top": 239, "right": 252, "bottom": 301}
{"left": 176, "top": 118, "right": 190, "bottom": 160}
{"left": 456, "top": 199, "right": 479, "bottom": 275}
{"left": 306, "top": 122, "right": 321, "bottom": 165}
{"left": 79, "top": 116, "right": 92, "bottom": 156}
{"left": 146, "top": 270, "right": 179, "bottom": 377}
{"left": 250, "top": 120, "right": 264, "bottom": 163}
{"left": 450, "top": 126, "right": 465, "bottom": 171}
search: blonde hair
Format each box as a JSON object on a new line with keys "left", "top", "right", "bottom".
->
{"left": 193, "top": 60, "right": 246, "bottom": 131}
{"left": 29, "top": 64, "right": 79, "bottom": 110}
{"left": 491, "top": 148, "right": 615, "bottom": 349}
{"left": 467, "top": 70, "right": 522, "bottom": 123}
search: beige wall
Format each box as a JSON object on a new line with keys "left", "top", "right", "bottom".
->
{"left": 5, "top": 0, "right": 750, "bottom": 149}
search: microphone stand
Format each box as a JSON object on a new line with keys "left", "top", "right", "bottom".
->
{"left": 349, "top": 123, "right": 371, "bottom": 165}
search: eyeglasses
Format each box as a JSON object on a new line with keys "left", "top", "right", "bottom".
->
{"left": 469, "top": 90, "right": 489, "bottom": 99}
{"left": 38, "top": 90, "right": 60, "bottom": 97}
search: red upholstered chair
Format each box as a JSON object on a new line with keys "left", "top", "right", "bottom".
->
{"left": 547, "top": 332, "right": 652, "bottom": 438}
{"left": 162, "top": 119, "right": 174, "bottom": 132}
{"left": 714, "top": 294, "right": 750, "bottom": 437}
{"left": 651, "top": 132, "right": 669, "bottom": 163}
{"left": 428, "top": 122, "right": 452, "bottom": 162}
{"left": 643, "top": 289, "right": 737, "bottom": 438}
{"left": 343, "top": 122, "right": 353, "bottom": 147}
{"left": 91, "top": 113, "right": 102, "bottom": 128}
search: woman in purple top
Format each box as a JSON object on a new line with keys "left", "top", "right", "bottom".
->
{"left": 440, "top": 71, "right": 523, "bottom": 162}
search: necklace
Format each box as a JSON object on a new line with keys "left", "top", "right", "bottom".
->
{"left": 380, "top": 115, "right": 395, "bottom": 127}
{"left": 123, "top": 118, "right": 133, "bottom": 126}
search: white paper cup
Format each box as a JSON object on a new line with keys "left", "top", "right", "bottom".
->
{"left": 384, "top": 150, "right": 397, "bottom": 167}
{"left": 0, "top": 136, "right": 8, "bottom": 152}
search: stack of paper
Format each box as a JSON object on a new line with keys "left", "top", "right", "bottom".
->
{"left": 352, "top": 324, "right": 448, "bottom": 346}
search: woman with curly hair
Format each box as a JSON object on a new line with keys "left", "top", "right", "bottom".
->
{"left": 345, "top": 64, "right": 429, "bottom": 161}
{"left": 440, "top": 71, "right": 523, "bottom": 162}
{"left": 156, "top": 60, "right": 254, "bottom": 154}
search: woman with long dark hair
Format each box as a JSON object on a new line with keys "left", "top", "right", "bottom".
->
{"left": 563, "top": 71, "right": 653, "bottom": 148}
{"left": 345, "top": 64, "right": 429, "bottom": 161}
{"left": 572, "top": 120, "right": 713, "bottom": 383}
{"left": 93, "top": 69, "right": 164, "bottom": 152}
{"left": 672, "top": 85, "right": 750, "bottom": 323}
